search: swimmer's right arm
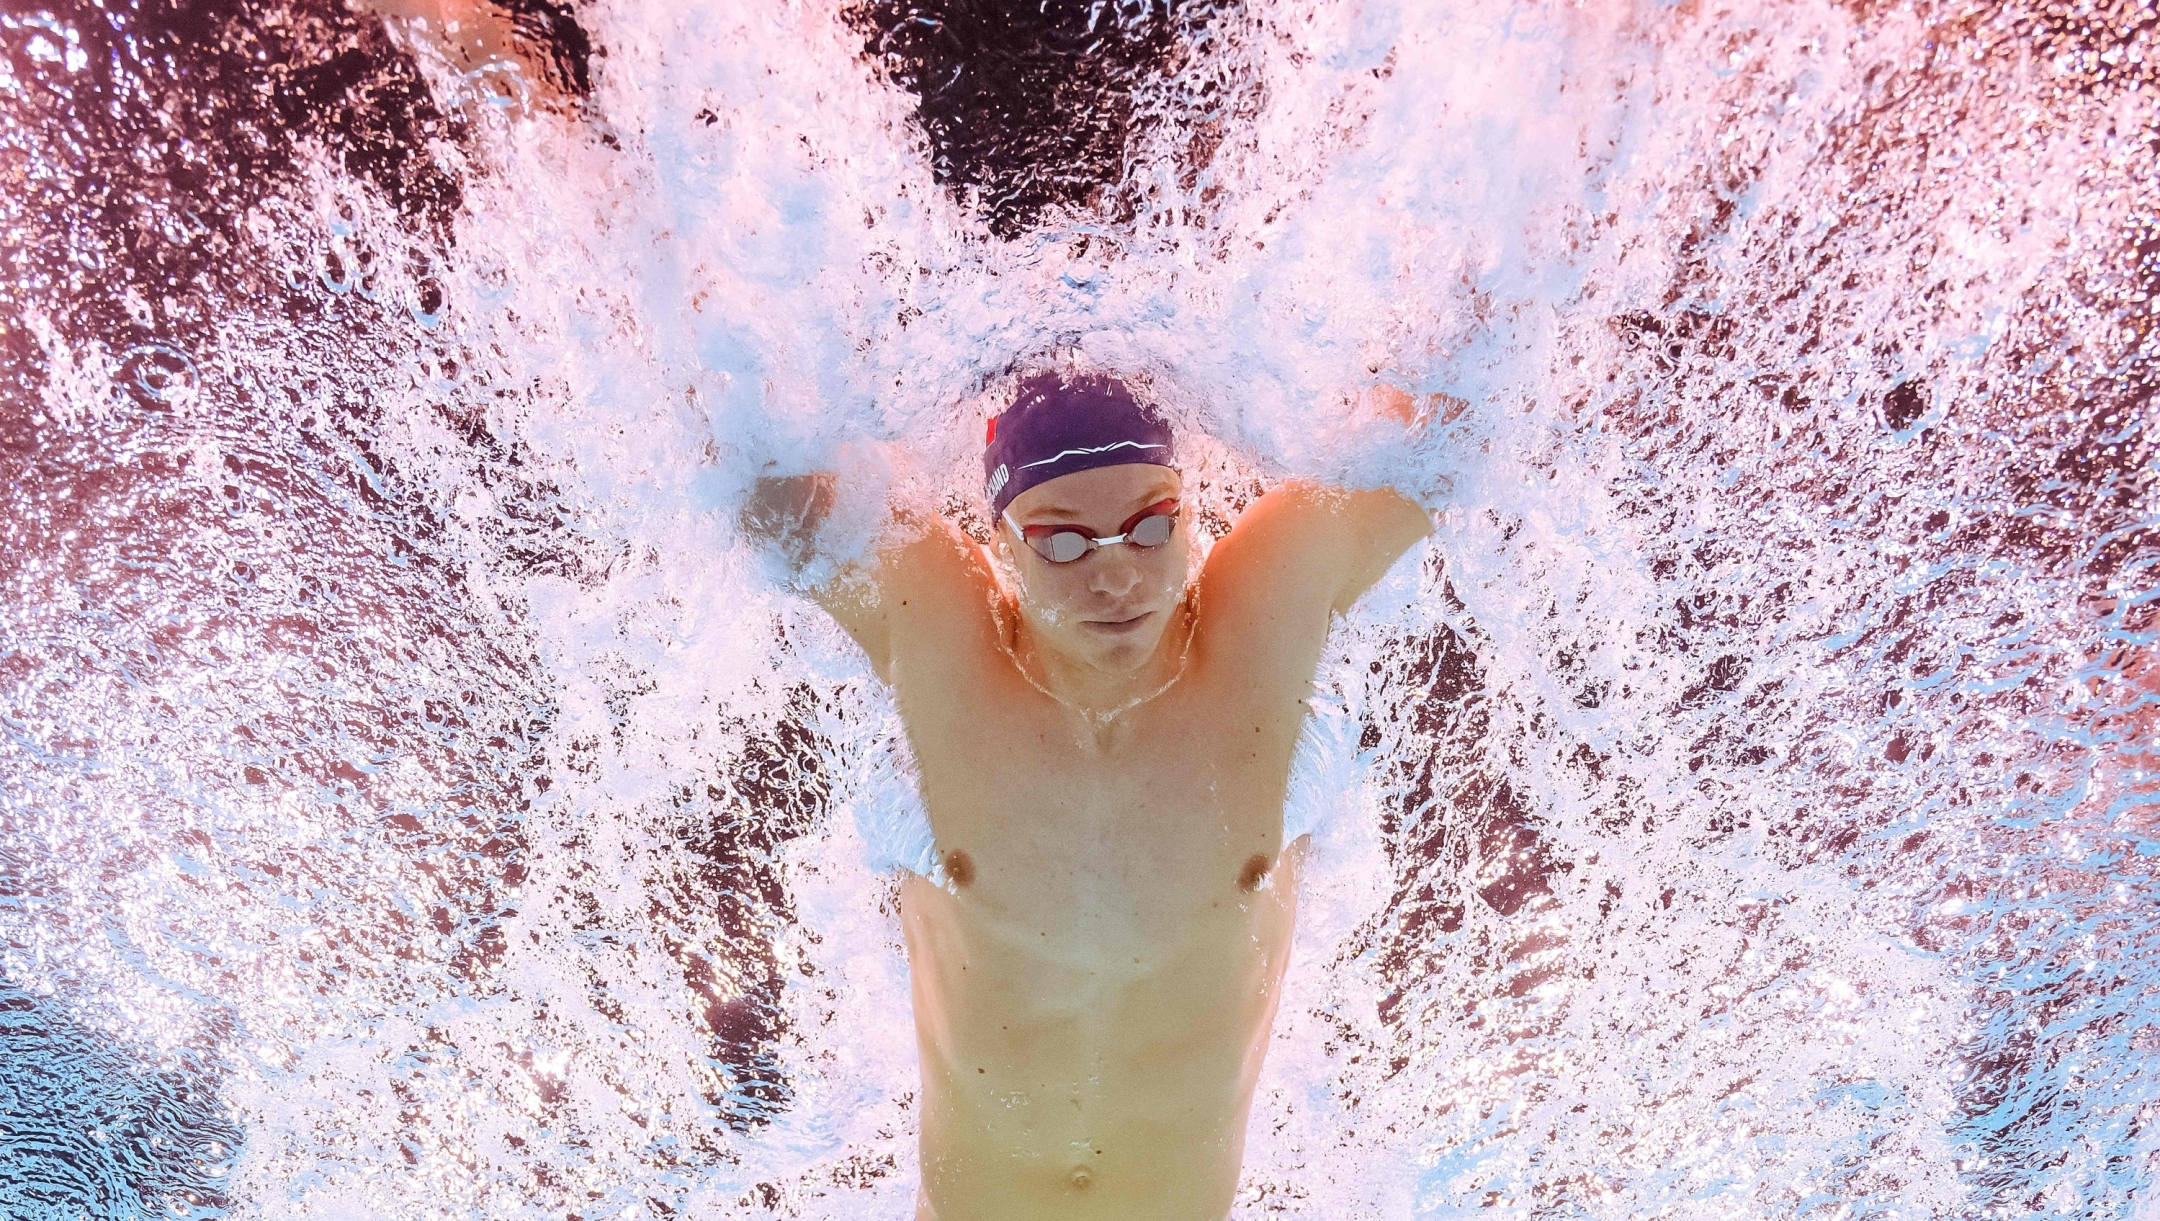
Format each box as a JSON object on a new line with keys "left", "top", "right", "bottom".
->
{"left": 738, "top": 467, "right": 991, "bottom": 680}
{"left": 740, "top": 471, "right": 838, "bottom": 571}
{"left": 739, "top": 470, "right": 893, "bottom": 672}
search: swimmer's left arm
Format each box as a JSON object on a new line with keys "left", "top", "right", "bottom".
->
{"left": 1299, "top": 385, "right": 1436, "bottom": 615}
{"left": 1204, "top": 387, "right": 1433, "bottom": 635}
{"left": 1313, "top": 380, "right": 1434, "bottom": 609}
{"left": 1243, "top": 480, "right": 1431, "bottom": 618}
{"left": 1325, "top": 482, "right": 1435, "bottom": 615}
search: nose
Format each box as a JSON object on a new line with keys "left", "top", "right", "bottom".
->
{"left": 1087, "top": 548, "right": 1144, "bottom": 600}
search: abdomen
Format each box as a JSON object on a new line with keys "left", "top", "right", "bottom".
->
{"left": 897, "top": 852, "right": 1299, "bottom": 1219}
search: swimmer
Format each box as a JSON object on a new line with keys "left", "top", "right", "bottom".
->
{"left": 744, "top": 372, "right": 1433, "bottom": 1220}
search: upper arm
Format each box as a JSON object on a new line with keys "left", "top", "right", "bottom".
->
{"left": 1189, "top": 481, "right": 1429, "bottom": 704}
{"left": 1322, "top": 484, "right": 1434, "bottom": 614}
{"left": 1215, "top": 481, "right": 1432, "bottom": 621}
{"left": 806, "top": 565, "right": 893, "bottom": 676}
{"left": 741, "top": 469, "right": 998, "bottom": 681}
{"left": 808, "top": 512, "right": 1000, "bottom": 682}
{"left": 1255, "top": 385, "right": 1440, "bottom": 615}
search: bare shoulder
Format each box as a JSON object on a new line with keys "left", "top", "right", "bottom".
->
{"left": 740, "top": 462, "right": 1003, "bottom": 682}
{"left": 802, "top": 510, "right": 1003, "bottom": 686}
{"left": 875, "top": 512, "right": 1009, "bottom": 674}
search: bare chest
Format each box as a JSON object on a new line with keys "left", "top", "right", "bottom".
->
{"left": 898, "top": 678, "right": 1306, "bottom": 925}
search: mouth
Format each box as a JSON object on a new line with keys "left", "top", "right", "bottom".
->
{"left": 1081, "top": 610, "right": 1155, "bottom": 635}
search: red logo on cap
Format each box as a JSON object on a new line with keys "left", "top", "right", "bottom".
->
{"left": 985, "top": 416, "right": 998, "bottom": 444}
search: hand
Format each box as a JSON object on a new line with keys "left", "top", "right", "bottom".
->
{"left": 359, "top": 0, "right": 573, "bottom": 110}
{"left": 740, "top": 470, "right": 837, "bottom": 571}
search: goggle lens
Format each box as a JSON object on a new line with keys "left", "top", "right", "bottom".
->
{"left": 1016, "top": 500, "right": 1180, "bottom": 564}
{"left": 1043, "top": 531, "right": 1091, "bottom": 563}
{"left": 1127, "top": 512, "right": 1175, "bottom": 548}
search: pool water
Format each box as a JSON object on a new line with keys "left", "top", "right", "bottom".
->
{"left": 2, "top": 0, "right": 2156, "bottom": 1217}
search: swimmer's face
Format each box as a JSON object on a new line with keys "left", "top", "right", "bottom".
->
{"left": 999, "top": 464, "right": 1190, "bottom": 675}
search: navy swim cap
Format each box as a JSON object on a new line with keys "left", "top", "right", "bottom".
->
{"left": 983, "top": 372, "right": 1177, "bottom": 518}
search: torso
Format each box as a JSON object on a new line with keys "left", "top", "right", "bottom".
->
{"left": 881, "top": 521, "right": 1337, "bottom": 1221}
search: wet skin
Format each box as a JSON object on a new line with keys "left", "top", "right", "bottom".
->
{"left": 760, "top": 415, "right": 1432, "bottom": 1220}
{"left": 357, "top": 0, "right": 567, "bottom": 109}
{"left": 361, "top": 0, "right": 528, "bottom": 69}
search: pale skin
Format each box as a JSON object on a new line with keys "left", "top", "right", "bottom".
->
{"left": 355, "top": 0, "right": 563, "bottom": 109}
{"left": 359, "top": 0, "right": 529, "bottom": 69}
{"left": 747, "top": 388, "right": 1433, "bottom": 1220}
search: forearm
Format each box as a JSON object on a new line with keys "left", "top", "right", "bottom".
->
{"left": 734, "top": 464, "right": 904, "bottom": 669}
{"left": 1329, "top": 382, "right": 1460, "bottom": 513}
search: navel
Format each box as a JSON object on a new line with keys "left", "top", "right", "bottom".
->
{"left": 1068, "top": 1165, "right": 1094, "bottom": 1191}
{"left": 1237, "top": 853, "right": 1272, "bottom": 892}
{"left": 944, "top": 849, "right": 976, "bottom": 888}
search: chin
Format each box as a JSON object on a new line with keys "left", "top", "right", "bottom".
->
{"left": 1079, "top": 620, "right": 1171, "bottom": 671}
{"left": 1087, "top": 642, "right": 1154, "bottom": 673}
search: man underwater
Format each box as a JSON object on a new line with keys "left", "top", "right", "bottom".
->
{"left": 745, "top": 371, "right": 1433, "bottom": 1220}
{"left": 350, "top": 4, "right": 1435, "bottom": 1209}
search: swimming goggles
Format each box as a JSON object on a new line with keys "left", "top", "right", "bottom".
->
{"left": 1004, "top": 498, "right": 1180, "bottom": 564}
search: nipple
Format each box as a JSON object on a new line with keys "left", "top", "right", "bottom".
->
{"left": 944, "top": 849, "right": 976, "bottom": 888}
{"left": 1237, "top": 853, "right": 1271, "bottom": 892}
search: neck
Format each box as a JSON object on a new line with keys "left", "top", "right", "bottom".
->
{"left": 1009, "top": 598, "right": 1194, "bottom": 729}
